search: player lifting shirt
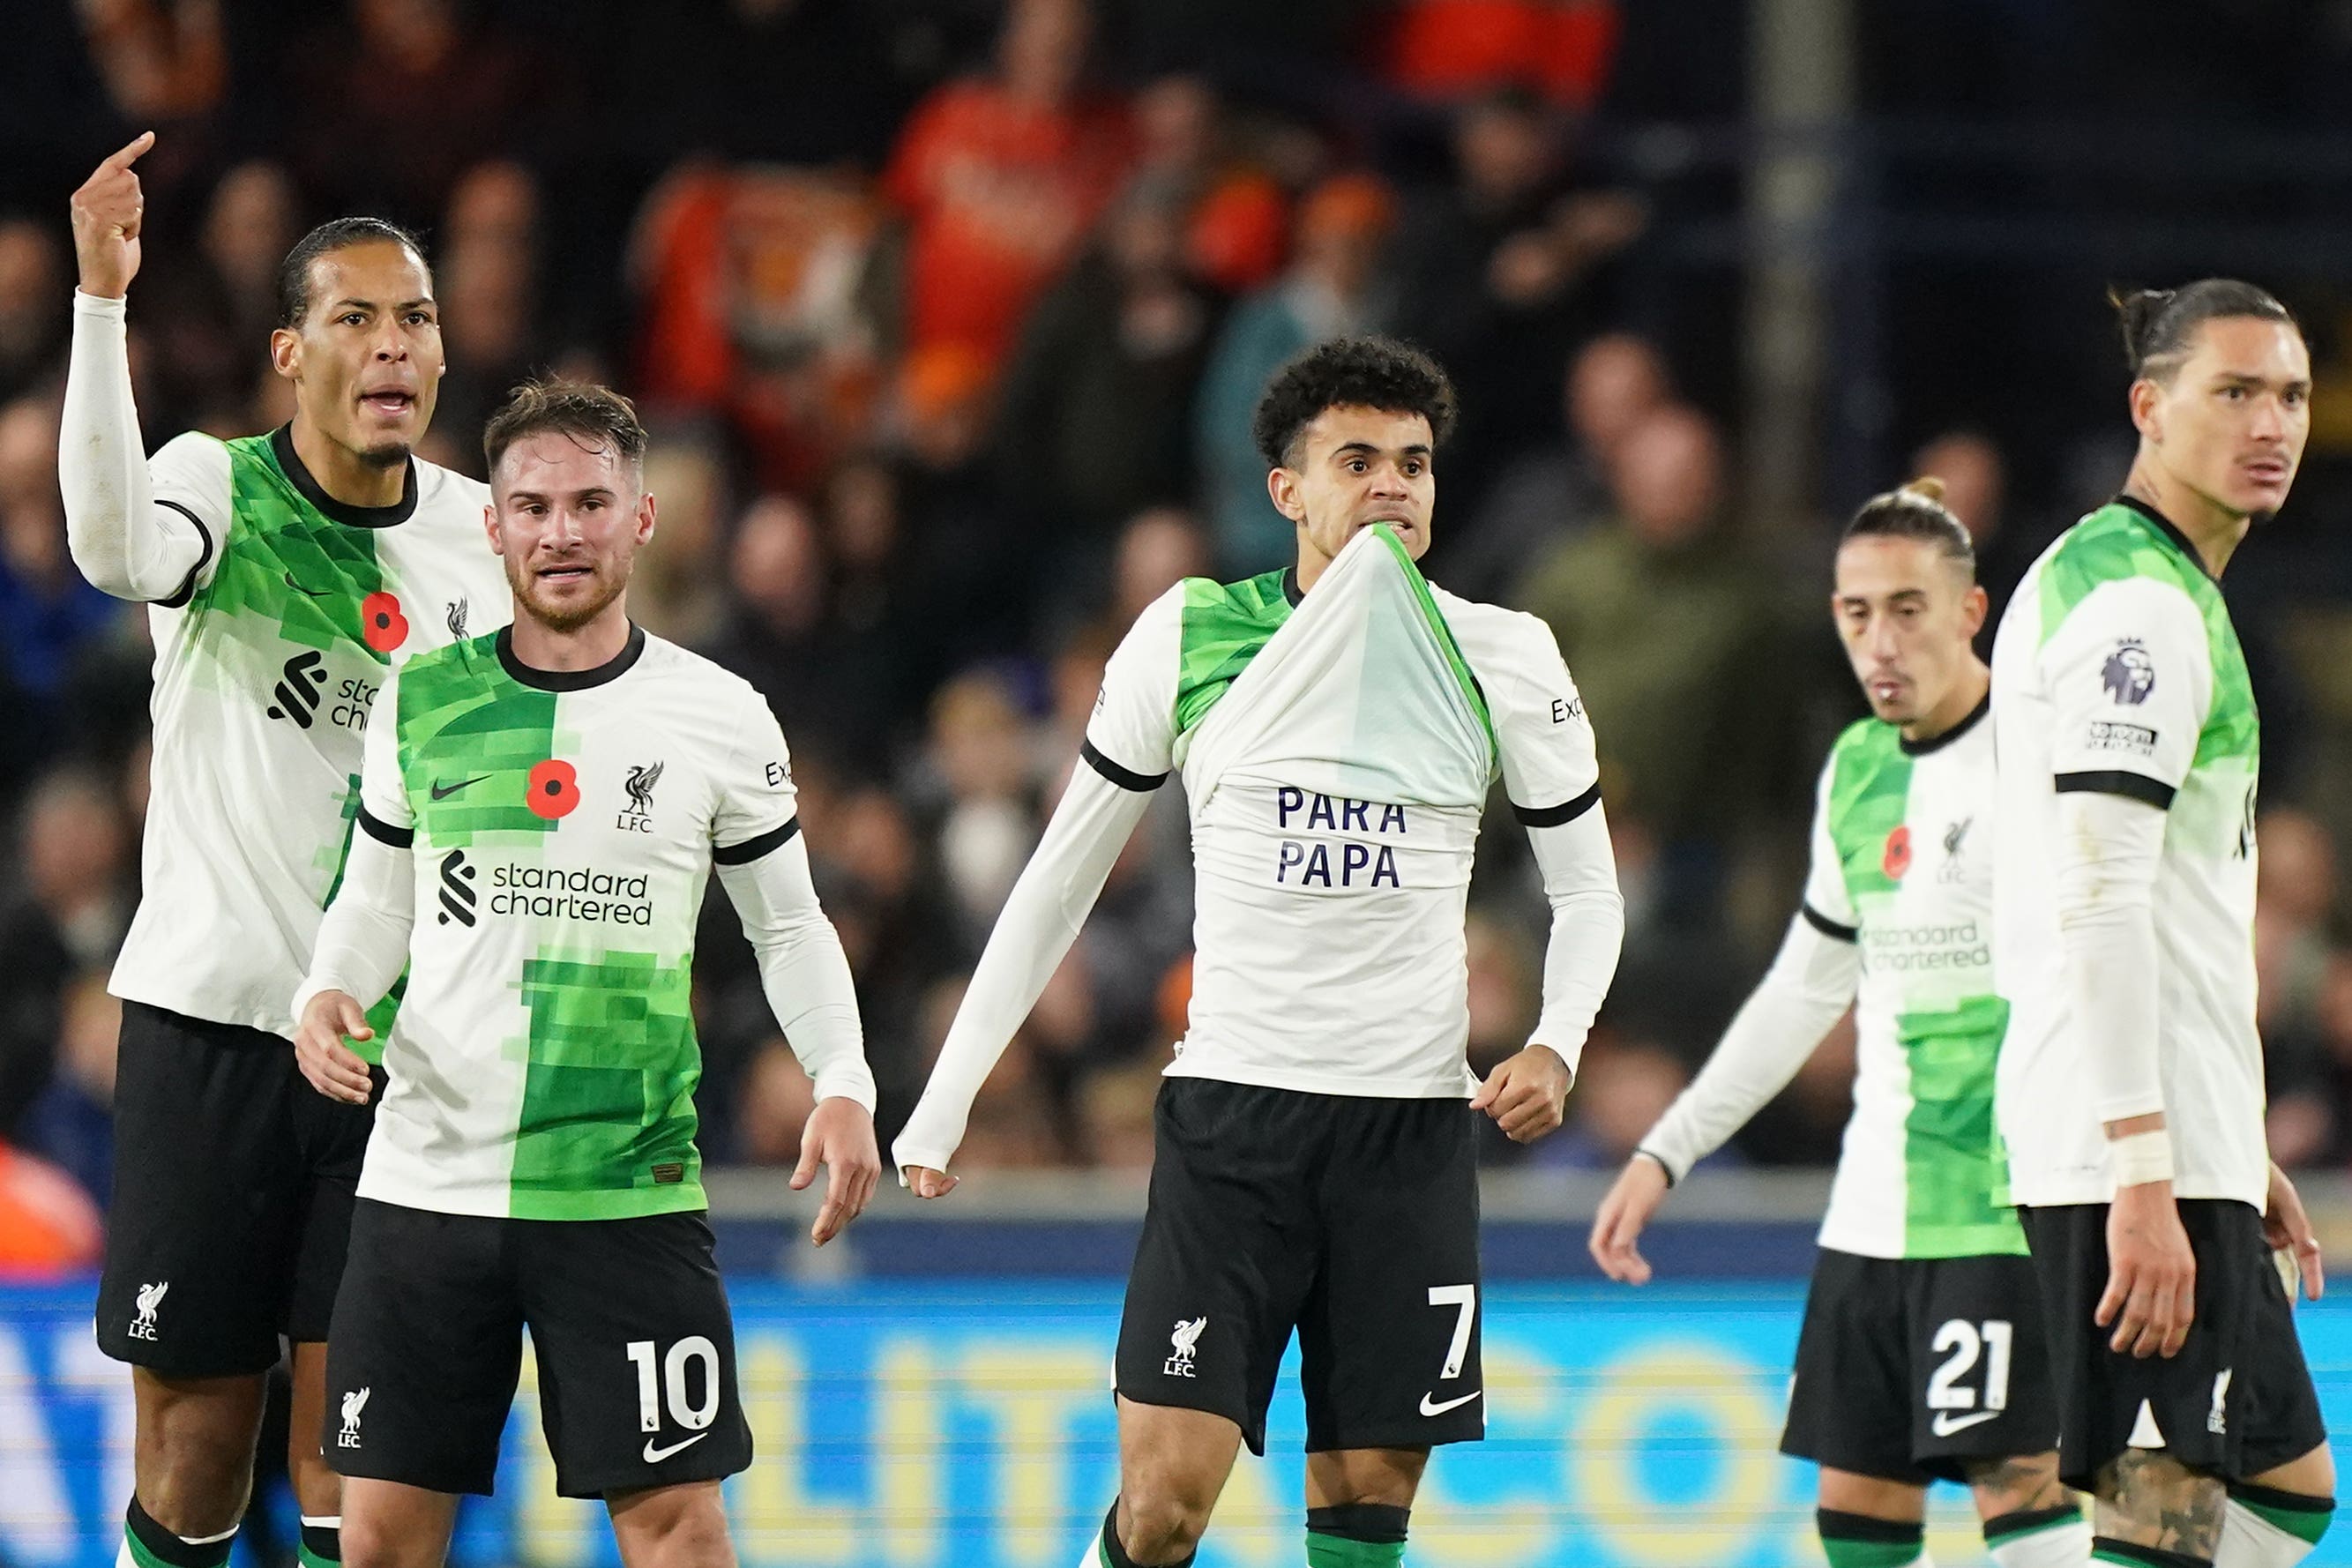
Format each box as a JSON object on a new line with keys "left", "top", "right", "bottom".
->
{"left": 894, "top": 337, "right": 1625, "bottom": 1568}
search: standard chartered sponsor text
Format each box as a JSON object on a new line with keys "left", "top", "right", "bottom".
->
{"left": 1859, "top": 918, "right": 1990, "bottom": 972}
{"left": 489, "top": 862, "right": 654, "bottom": 924}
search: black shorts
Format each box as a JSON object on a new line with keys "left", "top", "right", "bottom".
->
{"left": 325, "top": 1199, "right": 751, "bottom": 1498}
{"left": 2021, "top": 1199, "right": 2326, "bottom": 1491}
{"left": 1115, "top": 1078, "right": 1482, "bottom": 1457}
{"left": 97, "top": 1001, "right": 379, "bottom": 1376}
{"left": 1781, "top": 1248, "right": 2060, "bottom": 1484}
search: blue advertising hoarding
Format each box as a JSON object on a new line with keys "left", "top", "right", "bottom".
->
{"left": 4, "top": 1281, "right": 2347, "bottom": 1567}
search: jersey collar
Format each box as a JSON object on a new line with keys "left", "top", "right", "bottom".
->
{"left": 497, "top": 623, "right": 647, "bottom": 691}
{"left": 270, "top": 423, "right": 419, "bottom": 528}
{"left": 1898, "top": 689, "right": 1989, "bottom": 757}
{"left": 2113, "top": 493, "right": 2215, "bottom": 582}
{"left": 1281, "top": 566, "right": 1303, "bottom": 606}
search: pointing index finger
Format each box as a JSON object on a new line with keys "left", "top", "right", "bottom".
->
{"left": 104, "top": 132, "right": 157, "bottom": 171}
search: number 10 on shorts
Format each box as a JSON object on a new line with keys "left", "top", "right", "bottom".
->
{"left": 626, "top": 1337, "right": 721, "bottom": 1434}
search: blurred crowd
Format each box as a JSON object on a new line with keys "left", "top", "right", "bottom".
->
{"left": 10, "top": 0, "right": 2352, "bottom": 1259}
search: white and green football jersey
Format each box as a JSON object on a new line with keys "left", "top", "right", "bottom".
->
{"left": 1992, "top": 497, "right": 2266, "bottom": 1208}
{"left": 110, "top": 425, "right": 511, "bottom": 1040}
{"left": 1796, "top": 703, "right": 2020, "bottom": 1259}
{"left": 1084, "top": 525, "right": 1602, "bottom": 1099}
{"left": 351, "top": 626, "right": 806, "bottom": 1221}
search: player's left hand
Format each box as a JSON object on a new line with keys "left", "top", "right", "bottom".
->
{"left": 794, "top": 1097, "right": 881, "bottom": 1246}
{"left": 1472, "top": 1044, "right": 1574, "bottom": 1143}
{"left": 2264, "top": 1159, "right": 2325, "bottom": 1303}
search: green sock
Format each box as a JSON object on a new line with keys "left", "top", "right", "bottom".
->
{"left": 1306, "top": 1505, "right": 1407, "bottom": 1567}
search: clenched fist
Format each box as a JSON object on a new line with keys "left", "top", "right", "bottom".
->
{"left": 69, "top": 131, "right": 156, "bottom": 300}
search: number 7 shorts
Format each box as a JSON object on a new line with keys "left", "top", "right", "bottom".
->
{"left": 1114, "top": 1077, "right": 1485, "bottom": 1456}
{"left": 325, "top": 1198, "right": 753, "bottom": 1498}
{"left": 1780, "top": 1246, "right": 2060, "bottom": 1482}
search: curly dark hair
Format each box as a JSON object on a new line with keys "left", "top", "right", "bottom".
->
{"left": 1251, "top": 336, "right": 1460, "bottom": 470}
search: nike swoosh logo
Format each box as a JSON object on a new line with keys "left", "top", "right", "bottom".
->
{"left": 642, "top": 1432, "right": 711, "bottom": 1463}
{"left": 284, "top": 572, "right": 332, "bottom": 598}
{"left": 1419, "top": 1389, "right": 1482, "bottom": 1417}
{"left": 429, "top": 775, "right": 490, "bottom": 801}
{"left": 1930, "top": 1409, "right": 2000, "bottom": 1437}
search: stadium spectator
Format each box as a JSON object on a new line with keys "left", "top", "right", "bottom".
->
{"left": 0, "top": 219, "right": 67, "bottom": 404}
{"left": 1378, "top": 0, "right": 1623, "bottom": 110}
{"left": 1911, "top": 429, "right": 2036, "bottom": 628}
{"left": 291, "top": 0, "right": 530, "bottom": 220}
{"left": 1129, "top": 74, "right": 1290, "bottom": 296}
{"left": 0, "top": 767, "right": 131, "bottom": 1144}
{"left": 1389, "top": 85, "right": 1646, "bottom": 499}
{"left": 1518, "top": 404, "right": 1787, "bottom": 920}
{"left": 429, "top": 161, "right": 545, "bottom": 471}
{"left": 1194, "top": 172, "right": 1397, "bottom": 573}
{"left": 0, "top": 1138, "right": 102, "bottom": 1278}
{"left": 0, "top": 396, "right": 117, "bottom": 735}
{"left": 992, "top": 176, "right": 1220, "bottom": 569}
{"left": 1439, "top": 329, "right": 1670, "bottom": 601}
{"left": 144, "top": 161, "right": 299, "bottom": 429}
{"left": 881, "top": 0, "right": 1136, "bottom": 379}
{"left": 72, "top": 0, "right": 226, "bottom": 125}
{"left": 920, "top": 670, "right": 1044, "bottom": 945}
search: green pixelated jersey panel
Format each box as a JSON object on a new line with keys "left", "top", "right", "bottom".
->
{"left": 1898, "top": 994, "right": 2026, "bottom": 1256}
{"left": 1826, "top": 720, "right": 1911, "bottom": 906}
{"left": 1175, "top": 571, "right": 1295, "bottom": 735}
{"left": 395, "top": 636, "right": 566, "bottom": 844}
{"left": 199, "top": 437, "right": 389, "bottom": 653}
{"left": 2037, "top": 503, "right": 2258, "bottom": 772}
{"left": 510, "top": 949, "right": 703, "bottom": 1218}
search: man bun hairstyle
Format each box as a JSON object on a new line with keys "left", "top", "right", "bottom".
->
{"left": 2109, "top": 279, "right": 2297, "bottom": 385}
{"left": 1843, "top": 474, "right": 1974, "bottom": 570}
{"left": 1252, "top": 336, "right": 1460, "bottom": 471}
{"left": 483, "top": 378, "right": 649, "bottom": 479}
{"left": 275, "top": 216, "right": 430, "bottom": 328}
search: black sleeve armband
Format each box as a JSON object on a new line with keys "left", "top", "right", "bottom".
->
{"left": 1512, "top": 780, "right": 1602, "bottom": 828}
{"left": 356, "top": 806, "right": 413, "bottom": 848}
{"left": 713, "top": 817, "right": 803, "bottom": 865}
{"left": 2053, "top": 770, "right": 2176, "bottom": 810}
{"left": 1080, "top": 739, "right": 1168, "bottom": 792}
{"left": 1800, "top": 902, "right": 1858, "bottom": 943}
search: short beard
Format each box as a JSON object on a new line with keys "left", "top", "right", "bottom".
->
{"left": 355, "top": 437, "right": 413, "bottom": 471}
{"left": 510, "top": 563, "right": 626, "bottom": 634}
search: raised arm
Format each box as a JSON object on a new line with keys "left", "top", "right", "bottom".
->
{"left": 61, "top": 132, "right": 220, "bottom": 604}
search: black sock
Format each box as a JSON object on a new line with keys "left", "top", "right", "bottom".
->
{"left": 2088, "top": 1537, "right": 2210, "bottom": 1568}
{"left": 123, "top": 1500, "right": 236, "bottom": 1568}
{"left": 1817, "top": 1508, "right": 1923, "bottom": 1568}
{"left": 298, "top": 1518, "right": 342, "bottom": 1568}
{"left": 1098, "top": 1499, "right": 1196, "bottom": 1568}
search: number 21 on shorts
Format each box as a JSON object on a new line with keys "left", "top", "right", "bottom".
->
{"left": 626, "top": 1336, "right": 721, "bottom": 1433}
{"left": 1928, "top": 1318, "right": 2012, "bottom": 1421}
